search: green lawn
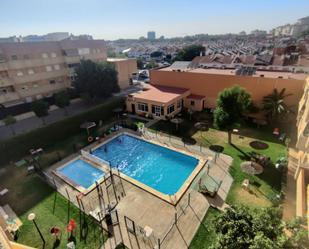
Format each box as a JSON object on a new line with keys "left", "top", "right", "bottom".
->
{"left": 189, "top": 208, "right": 220, "bottom": 249}
{"left": 17, "top": 188, "right": 105, "bottom": 249}
{"left": 149, "top": 115, "right": 287, "bottom": 248}
{"left": 150, "top": 119, "right": 286, "bottom": 208}
{"left": 0, "top": 168, "right": 105, "bottom": 249}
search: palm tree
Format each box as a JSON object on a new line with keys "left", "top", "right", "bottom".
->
{"left": 262, "top": 88, "right": 293, "bottom": 122}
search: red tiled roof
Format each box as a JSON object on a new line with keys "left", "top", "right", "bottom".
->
{"left": 187, "top": 94, "right": 205, "bottom": 100}
{"left": 132, "top": 84, "right": 189, "bottom": 103}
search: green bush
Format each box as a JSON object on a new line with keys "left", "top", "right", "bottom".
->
{"left": 0, "top": 98, "right": 124, "bottom": 166}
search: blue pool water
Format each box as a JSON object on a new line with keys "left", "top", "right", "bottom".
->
{"left": 92, "top": 134, "right": 199, "bottom": 195}
{"left": 57, "top": 159, "right": 105, "bottom": 189}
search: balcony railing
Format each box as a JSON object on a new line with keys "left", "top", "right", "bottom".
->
{"left": 12, "top": 69, "right": 68, "bottom": 84}
{"left": 7, "top": 57, "right": 65, "bottom": 70}
{"left": 0, "top": 92, "right": 20, "bottom": 104}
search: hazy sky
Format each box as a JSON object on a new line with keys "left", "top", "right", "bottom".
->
{"left": 1, "top": 0, "right": 309, "bottom": 40}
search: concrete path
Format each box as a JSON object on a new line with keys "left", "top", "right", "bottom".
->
{"left": 0, "top": 100, "right": 97, "bottom": 140}
{"left": 0, "top": 85, "right": 142, "bottom": 141}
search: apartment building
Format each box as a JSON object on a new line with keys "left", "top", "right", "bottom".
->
{"left": 126, "top": 66, "right": 307, "bottom": 120}
{"left": 295, "top": 77, "right": 309, "bottom": 224}
{"left": 107, "top": 58, "right": 137, "bottom": 89}
{"left": 0, "top": 39, "right": 107, "bottom": 106}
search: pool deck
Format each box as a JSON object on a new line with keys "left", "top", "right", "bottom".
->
{"left": 44, "top": 128, "right": 234, "bottom": 249}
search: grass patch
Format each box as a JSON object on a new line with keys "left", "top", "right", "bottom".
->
{"left": 17, "top": 188, "right": 105, "bottom": 249}
{"left": 189, "top": 207, "right": 220, "bottom": 249}
{"left": 150, "top": 119, "right": 287, "bottom": 208}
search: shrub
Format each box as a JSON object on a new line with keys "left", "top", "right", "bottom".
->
{"left": 0, "top": 98, "right": 124, "bottom": 166}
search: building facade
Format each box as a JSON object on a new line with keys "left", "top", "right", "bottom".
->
{"left": 126, "top": 66, "right": 307, "bottom": 120}
{"left": 147, "top": 31, "right": 156, "bottom": 40}
{"left": 107, "top": 58, "right": 138, "bottom": 89}
{"left": 0, "top": 40, "right": 137, "bottom": 107}
{"left": 295, "top": 77, "right": 309, "bottom": 224}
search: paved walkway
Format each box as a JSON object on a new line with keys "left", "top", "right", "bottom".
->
{"left": 282, "top": 148, "right": 298, "bottom": 220}
{"left": 43, "top": 128, "right": 234, "bottom": 249}
{"left": 0, "top": 100, "right": 98, "bottom": 140}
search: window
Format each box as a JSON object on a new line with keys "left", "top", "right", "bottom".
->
{"left": 303, "top": 123, "right": 309, "bottom": 137}
{"left": 152, "top": 105, "right": 163, "bottom": 116}
{"left": 32, "top": 83, "right": 38, "bottom": 88}
{"left": 190, "top": 101, "right": 195, "bottom": 106}
{"left": 22, "top": 85, "right": 28, "bottom": 90}
{"left": 137, "top": 102, "right": 148, "bottom": 112}
{"left": 23, "top": 54, "right": 30, "bottom": 60}
{"left": 28, "top": 69, "right": 34, "bottom": 75}
{"left": 0, "top": 88, "right": 7, "bottom": 95}
{"left": 17, "top": 71, "right": 23, "bottom": 76}
{"left": 78, "top": 48, "right": 90, "bottom": 55}
{"left": 177, "top": 99, "right": 183, "bottom": 108}
{"left": 54, "top": 64, "right": 60, "bottom": 70}
{"left": 41, "top": 53, "right": 48, "bottom": 59}
{"left": 49, "top": 80, "right": 56, "bottom": 84}
{"left": 51, "top": 52, "right": 57, "bottom": 58}
{"left": 46, "top": 66, "right": 52, "bottom": 72}
{"left": 11, "top": 55, "right": 18, "bottom": 60}
{"left": 167, "top": 104, "right": 175, "bottom": 114}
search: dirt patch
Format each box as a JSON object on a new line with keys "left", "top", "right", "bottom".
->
{"left": 234, "top": 186, "right": 271, "bottom": 207}
{"left": 249, "top": 140, "right": 269, "bottom": 150}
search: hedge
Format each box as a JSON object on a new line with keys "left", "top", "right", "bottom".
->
{"left": 0, "top": 97, "right": 124, "bottom": 166}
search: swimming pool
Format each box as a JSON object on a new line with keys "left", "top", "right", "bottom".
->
{"left": 57, "top": 159, "right": 105, "bottom": 189}
{"left": 91, "top": 134, "right": 199, "bottom": 195}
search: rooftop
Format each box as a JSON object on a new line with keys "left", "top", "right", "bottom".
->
{"left": 159, "top": 67, "right": 308, "bottom": 80}
{"left": 130, "top": 85, "right": 189, "bottom": 103}
{"left": 107, "top": 57, "right": 134, "bottom": 62}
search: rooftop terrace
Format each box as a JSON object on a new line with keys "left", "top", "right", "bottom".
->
{"left": 159, "top": 67, "right": 308, "bottom": 80}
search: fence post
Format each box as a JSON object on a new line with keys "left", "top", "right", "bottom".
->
{"left": 158, "top": 238, "right": 161, "bottom": 249}
{"left": 174, "top": 213, "right": 177, "bottom": 225}
{"left": 188, "top": 193, "right": 191, "bottom": 206}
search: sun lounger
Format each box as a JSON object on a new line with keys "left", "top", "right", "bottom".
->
{"left": 0, "top": 188, "right": 9, "bottom": 196}
{"left": 27, "top": 165, "right": 35, "bottom": 175}
{"left": 14, "top": 159, "right": 27, "bottom": 167}
{"left": 198, "top": 175, "right": 222, "bottom": 197}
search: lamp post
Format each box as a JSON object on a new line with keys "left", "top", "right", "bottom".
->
{"left": 28, "top": 213, "right": 45, "bottom": 247}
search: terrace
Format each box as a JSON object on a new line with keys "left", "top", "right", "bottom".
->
{"left": 0, "top": 106, "right": 287, "bottom": 249}
{"left": 44, "top": 128, "right": 233, "bottom": 249}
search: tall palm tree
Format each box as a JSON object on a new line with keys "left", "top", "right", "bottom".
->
{"left": 262, "top": 88, "right": 293, "bottom": 122}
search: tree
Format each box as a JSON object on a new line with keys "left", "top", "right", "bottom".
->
{"left": 213, "top": 86, "right": 252, "bottom": 144}
{"left": 174, "top": 44, "right": 205, "bottom": 61}
{"left": 211, "top": 206, "right": 308, "bottom": 249}
{"left": 136, "top": 58, "right": 144, "bottom": 69}
{"left": 150, "top": 51, "right": 163, "bottom": 58}
{"left": 2, "top": 115, "right": 16, "bottom": 135}
{"left": 145, "top": 60, "right": 158, "bottom": 69}
{"left": 54, "top": 90, "right": 70, "bottom": 115}
{"left": 262, "top": 88, "right": 293, "bottom": 123}
{"left": 31, "top": 100, "right": 49, "bottom": 125}
{"left": 74, "top": 60, "right": 120, "bottom": 101}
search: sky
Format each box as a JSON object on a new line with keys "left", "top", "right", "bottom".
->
{"left": 0, "top": 0, "right": 309, "bottom": 40}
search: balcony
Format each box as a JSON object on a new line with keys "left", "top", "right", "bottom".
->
{"left": 0, "top": 92, "right": 20, "bottom": 104}
{"left": 296, "top": 133, "right": 308, "bottom": 151}
{"left": 0, "top": 77, "right": 13, "bottom": 87}
{"left": 12, "top": 69, "right": 68, "bottom": 84}
{"left": 64, "top": 52, "right": 106, "bottom": 64}
{"left": 18, "top": 83, "right": 67, "bottom": 98}
{"left": 7, "top": 57, "right": 65, "bottom": 70}
{"left": 0, "top": 63, "right": 8, "bottom": 71}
